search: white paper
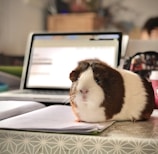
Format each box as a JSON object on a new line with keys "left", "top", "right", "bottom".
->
{"left": 0, "top": 101, "right": 45, "bottom": 120}
{"left": 0, "top": 105, "right": 114, "bottom": 134}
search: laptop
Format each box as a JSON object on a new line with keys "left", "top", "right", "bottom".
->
{"left": 125, "top": 39, "right": 158, "bottom": 57}
{"left": 0, "top": 32, "right": 122, "bottom": 104}
{"left": 121, "top": 35, "right": 129, "bottom": 57}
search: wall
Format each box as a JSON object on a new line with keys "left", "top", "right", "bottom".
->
{"left": 0, "top": 0, "right": 158, "bottom": 56}
{"left": 102, "top": 0, "right": 158, "bottom": 27}
{"left": 0, "top": 0, "right": 48, "bottom": 56}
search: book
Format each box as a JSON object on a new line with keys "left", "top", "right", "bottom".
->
{"left": 0, "top": 100, "right": 45, "bottom": 120}
{"left": 0, "top": 105, "right": 114, "bottom": 134}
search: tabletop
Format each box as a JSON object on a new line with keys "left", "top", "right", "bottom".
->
{"left": 0, "top": 110, "right": 158, "bottom": 154}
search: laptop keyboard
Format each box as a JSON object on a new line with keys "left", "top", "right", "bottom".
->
{"left": 17, "top": 90, "right": 69, "bottom": 95}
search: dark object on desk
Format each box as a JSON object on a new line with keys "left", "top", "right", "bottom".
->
{"left": 69, "top": 58, "right": 155, "bottom": 122}
{"left": 123, "top": 51, "right": 158, "bottom": 79}
{"left": 0, "top": 53, "right": 24, "bottom": 66}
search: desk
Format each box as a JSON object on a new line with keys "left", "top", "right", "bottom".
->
{"left": 0, "top": 111, "right": 158, "bottom": 154}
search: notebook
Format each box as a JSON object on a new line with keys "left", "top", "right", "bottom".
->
{"left": 0, "top": 105, "right": 115, "bottom": 134}
{"left": 0, "top": 32, "right": 122, "bottom": 104}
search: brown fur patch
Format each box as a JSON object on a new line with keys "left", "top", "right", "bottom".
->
{"left": 140, "top": 78, "right": 155, "bottom": 120}
{"left": 90, "top": 60, "right": 125, "bottom": 119}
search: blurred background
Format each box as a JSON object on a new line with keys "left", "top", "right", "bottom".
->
{"left": 0, "top": 0, "right": 158, "bottom": 57}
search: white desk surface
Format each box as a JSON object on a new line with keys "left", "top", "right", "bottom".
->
{"left": 0, "top": 110, "right": 158, "bottom": 154}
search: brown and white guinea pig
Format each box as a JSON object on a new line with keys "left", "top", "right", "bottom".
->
{"left": 69, "top": 58, "right": 155, "bottom": 123}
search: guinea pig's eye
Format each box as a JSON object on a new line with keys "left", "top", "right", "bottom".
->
{"left": 94, "top": 77, "right": 101, "bottom": 85}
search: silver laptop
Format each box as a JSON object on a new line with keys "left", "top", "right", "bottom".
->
{"left": 125, "top": 39, "right": 158, "bottom": 57}
{"left": 0, "top": 32, "right": 122, "bottom": 104}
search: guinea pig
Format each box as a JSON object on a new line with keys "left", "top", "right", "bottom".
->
{"left": 69, "top": 58, "right": 155, "bottom": 123}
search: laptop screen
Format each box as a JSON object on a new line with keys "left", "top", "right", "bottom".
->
{"left": 22, "top": 32, "right": 122, "bottom": 90}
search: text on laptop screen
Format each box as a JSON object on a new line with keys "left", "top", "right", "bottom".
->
{"left": 24, "top": 33, "right": 121, "bottom": 89}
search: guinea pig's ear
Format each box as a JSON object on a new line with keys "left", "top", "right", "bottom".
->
{"left": 69, "top": 70, "right": 79, "bottom": 82}
{"left": 91, "top": 62, "right": 116, "bottom": 83}
{"left": 78, "top": 61, "right": 90, "bottom": 71}
{"left": 70, "top": 61, "right": 90, "bottom": 82}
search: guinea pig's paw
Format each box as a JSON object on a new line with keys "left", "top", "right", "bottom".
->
{"left": 142, "top": 113, "right": 152, "bottom": 120}
{"left": 131, "top": 118, "right": 136, "bottom": 123}
{"left": 75, "top": 118, "right": 81, "bottom": 122}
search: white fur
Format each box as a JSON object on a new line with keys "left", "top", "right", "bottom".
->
{"left": 111, "top": 69, "right": 147, "bottom": 121}
{"left": 74, "top": 67, "right": 106, "bottom": 122}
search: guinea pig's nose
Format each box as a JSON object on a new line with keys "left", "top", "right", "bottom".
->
{"left": 80, "top": 89, "right": 89, "bottom": 94}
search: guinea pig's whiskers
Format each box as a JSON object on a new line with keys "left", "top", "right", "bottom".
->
{"left": 62, "top": 97, "right": 70, "bottom": 105}
{"left": 70, "top": 94, "right": 75, "bottom": 101}
{"left": 69, "top": 92, "right": 77, "bottom": 103}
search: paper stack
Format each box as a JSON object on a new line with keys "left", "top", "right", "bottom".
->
{"left": 0, "top": 104, "right": 114, "bottom": 134}
{"left": 0, "top": 100, "right": 45, "bottom": 120}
